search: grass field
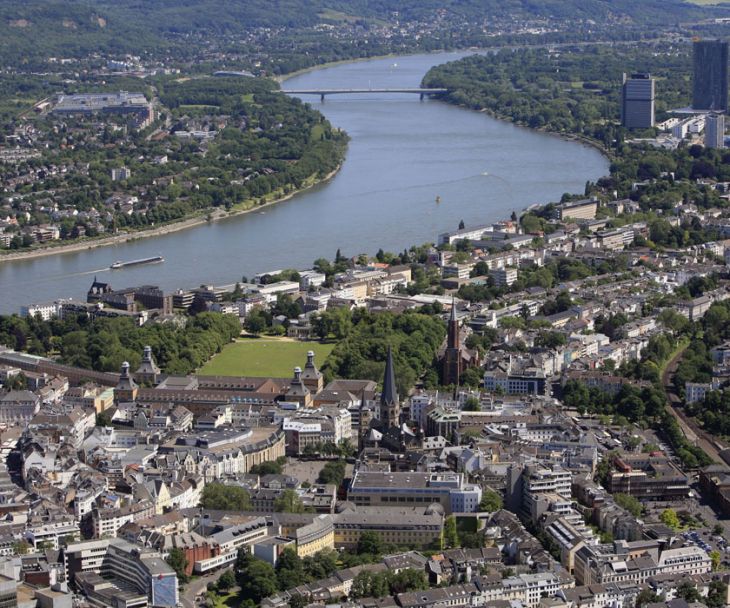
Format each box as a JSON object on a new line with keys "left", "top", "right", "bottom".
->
{"left": 199, "top": 338, "right": 334, "bottom": 377}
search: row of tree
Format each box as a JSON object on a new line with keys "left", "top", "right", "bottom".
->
{"left": 0, "top": 311, "right": 240, "bottom": 375}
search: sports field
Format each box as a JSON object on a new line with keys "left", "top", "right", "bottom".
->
{"left": 199, "top": 338, "right": 334, "bottom": 377}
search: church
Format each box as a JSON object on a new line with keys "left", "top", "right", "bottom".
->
{"left": 360, "top": 345, "right": 419, "bottom": 453}
{"left": 439, "top": 301, "right": 481, "bottom": 386}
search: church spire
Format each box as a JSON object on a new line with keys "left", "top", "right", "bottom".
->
{"left": 381, "top": 345, "right": 398, "bottom": 407}
{"left": 380, "top": 346, "right": 400, "bottom": 429}
{"left": 448, "top": 297, "right": 460, "bottom": 350}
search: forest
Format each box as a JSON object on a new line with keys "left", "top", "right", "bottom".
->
{"left": 320, "top": 309, "right": 447, "bottom": 394}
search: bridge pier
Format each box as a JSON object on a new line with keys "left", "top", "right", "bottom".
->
{"left": 420, "top": 93, "right": 424, "bottom": 101}
{"left": 320, "top": 93, "right": 325, "bottom": 102}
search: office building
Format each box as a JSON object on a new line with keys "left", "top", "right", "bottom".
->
{"left": 0, "top": 575, "right": 16, "bottom": 608}
{"left": 557, "top": 199, "right": 598, "bottom": 221}
{"left": 347, "top": 470, "right": 482, "bottom": 514}
{"left": 621, "top": 73, "right": 655, "bottom": 129}
{"left": 64, "top": 538, "right": 178, "bottom": 608}
{"left": 706, "top": 112, "right": 726, "bottom": 148}
{"left": 693, "top": 40, "right": 729, "bottom": 112}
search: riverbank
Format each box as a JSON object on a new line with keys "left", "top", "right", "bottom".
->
{"left": 0, "top": 166, "right": 342, "bottom": 264}
{"left": 475, "top": 106, "right": 611, "bottom": 158}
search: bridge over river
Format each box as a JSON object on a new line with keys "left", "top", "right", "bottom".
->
{"left": 282, "top": 87, "right": 448, "bottom": 100}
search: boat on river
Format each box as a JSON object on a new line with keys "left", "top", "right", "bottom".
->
{"left": 110, "top": 256, "right": 164, "bottom": 270}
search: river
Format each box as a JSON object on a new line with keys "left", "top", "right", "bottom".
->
{"left": 0, "top": 51, "right": 608, "bottom": 314}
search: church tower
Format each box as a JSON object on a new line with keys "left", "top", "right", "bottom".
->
{"left": 285, "top": 367, "right": 312, "bottom": 408}
{"left": 135, "top": 346, "right": 160, "bottom": 386}
{"left": 380, "top": 346, "right": 400, "bottom": 429}
{"left": 442, "top": 300, "right": 462, "bottom": 385}
{"left": 115, "top": 361, "right": 139, "bottom": 403}
{"left": 300, "top": 350, "right": 324, "bottom": 394}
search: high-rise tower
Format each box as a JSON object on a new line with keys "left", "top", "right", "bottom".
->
{"left": 693, "top": 40, "right": 729, "bottom": 112}
{"left": 621, "top": 73, "right": 655, "bottom": 129}
{"left": 706, "top": 112, "right": 726, "bottom": 149}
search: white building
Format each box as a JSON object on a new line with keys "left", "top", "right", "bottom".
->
{"left": 20, "top": 301, "right": 62, "bottom": 321}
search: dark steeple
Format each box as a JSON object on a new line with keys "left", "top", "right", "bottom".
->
{"left": 379, "top": 346, "right": 400, "bottom": 429}
{"left": 448, "top": 297, "right": 459, "bottom": 350}
{"left": 381, "top": 346, "right": 398, "bottom": 407}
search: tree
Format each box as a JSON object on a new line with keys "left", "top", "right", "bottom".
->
{"left": 244, "top": 308, "right": 268, "bottom": 335}
{"left": 479, "top": 490, "right": 503, "bottom": 512}
{"left": 250, "top": 460, "right": 284, "bottom": 475}
{"left": 273, "top": 294, "right": 302, "bottom": 319}
{"left": 357, "top": 531, "right": 382, "bottom": 556}
{"left": 216, "top": 569, "right": 235, "bottom": 591}
{"left": 303, "top": 548, "right": 338, "bottom": 580}
{"left": 166, "top": 547, "right": 189, "bottom": 583}
{"left": 288, "top": 595, "right": 309, "bottom": 608}
{"left": 12, "top": 540, "right": 30, "bottom": 555}
{"left": 387, "top": 569, "right": 428, "bottom": 595}
{"left": 276, "top": 547, "right": 307, "bottom": 589}
{"left": 3, "top": 372, "right": 27, "bottom": 391}
{"left": 460, "top": 367, "right": 483, "bottom": 388}
{"left": 614, "top": 493, "right": 642, "bottom": 518}
{"left": 238, "top": 558, "right": 278, "bottom": 604}
{"left": 200, "top": 483, "right": 251, "bottom": 511}
{"left": 274, "top": 489, "right": 306, "bottom": 513}
{"left": 96, "top": 411, "right": 112, "bottom": 427}
{"left": 318, "top": 460, "right": 346, "bottom": 486}
{"left": 635, "top": 589, "right": 660, "bottom": 608}
{"left": 707, "top": 580, "right": 728, "bottom": 608}
{"left": 676, "top": 581, "right": 702, "bottom": 602}
{"left": 350, "top": 570, "right": 389, "bottom": 599}
{"left": 535, "top": 331, "right": 567, "bottom": 349}
{"left": 659, "top": 508, "right": 681, "bottom": 531}
{"left": 710, "top": 549, "right": 722, "bottom": 571}
{"left": 463, "top": 396, "right": 481, "bottom": 412}
{"left": 444, "top": 516, "right": 459, "bottom": 548}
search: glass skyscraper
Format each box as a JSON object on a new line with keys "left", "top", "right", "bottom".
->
{"left": 693, "top": 40, "right": 729, "bottom": 112}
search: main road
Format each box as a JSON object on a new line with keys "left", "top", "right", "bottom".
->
{"left": 0, "top": 51, "right": 608, "bottom": 313}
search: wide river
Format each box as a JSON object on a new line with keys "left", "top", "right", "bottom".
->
{"left": 0, "top": 52, "right": 608, "bottom": 314}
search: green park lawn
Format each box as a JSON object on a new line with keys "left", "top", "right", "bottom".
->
{"left": 199, "top": 338, "right": 334, "bottom": 378}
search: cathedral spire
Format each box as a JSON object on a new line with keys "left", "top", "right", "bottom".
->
{"left": 381, "top": 346, "right": 398, "bottom": 407}
{"left": 448, "top": 297, "right": 460, "bottom": 350}
{"left": 380, "top": 346, "right": 400, "bottom": 428}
